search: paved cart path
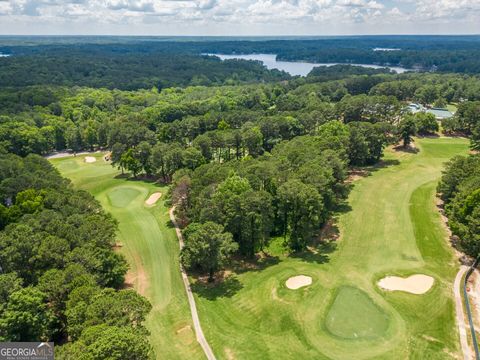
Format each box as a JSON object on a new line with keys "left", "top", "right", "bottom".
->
{"left": 454, "top": 265, "right": 473, "bottom": 360}
{"left": 169, "top": 207, "right": 217, "bottom": 360}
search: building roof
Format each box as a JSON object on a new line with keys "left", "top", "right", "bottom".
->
{"left": 426, "top": 108, "right": 453, "bottom": 119}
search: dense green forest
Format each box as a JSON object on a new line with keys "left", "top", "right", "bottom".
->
{"left": 438, "top": 154, "right": 480, "bottom": 258}
{"left": 0, "top": 53, "right": 289, "bottom": 90}
{"left": 0, "top": 154, "right": 153, "bottom": 358}
{"left": 2, "top": 36, "right": 480, "bottom": 89}
{"left": 1, "top": 67, "right": 479, "bottom": 281}
{"left": 1, "top": 36, "right": 480, "bottom": 357}
{"left": 0, "top": 71, "right": 479, "bottom": 159}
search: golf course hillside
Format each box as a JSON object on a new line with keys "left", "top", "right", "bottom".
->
{"left": 189, "top": 137, "right": 469, "bottom": 360}
{"left": 51, "top": 137, "right": 469, "bottom": 359}
{"left": 50, "top": 154, "right": 204, "bottom": 360}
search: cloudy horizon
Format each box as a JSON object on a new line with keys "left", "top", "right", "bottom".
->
{"left": 0, "top": 0, "right": 479, "bottom": 35}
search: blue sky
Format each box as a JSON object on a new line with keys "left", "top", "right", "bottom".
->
{"left": 0, "top": 0, "right": 479, "bottom": 35}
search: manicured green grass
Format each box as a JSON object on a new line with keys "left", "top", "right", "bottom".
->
{"left": 50, "top": 154, "right": 204, "bottom": 360}
{"left": 325, "top": 286, "right": 390, "bottom": 340}
{"left": 447, "top": 103, "right": 458, "bottom": 113}
{"left": 191, "top": 137, "right": 469, "bottom": 359}
{"left": 52, "top": 138, "right": 468, "bottom": 359}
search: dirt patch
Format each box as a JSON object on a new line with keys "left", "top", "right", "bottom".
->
{"left": 393, "top": 143, "right": 419, "bottom": 154}
{"left": 84, "top": 156, "right": 96, "bottom": 163}
{"left": 194, "top": 270, "right": 233, "bottom": 286}
{"left": 319, "top": 219, "right": 340, "bottom": 242}
{"left": 347, "top": 169, "right": 369, "bottom": 183}
{"left": 286, "top": 275, "right": 312, "bottom": 290}
{"left": 422, "top": 335, "right": 441, "bottom": 343}
{"left": 467, "top": 270, "right": 480, "bottom": 330}
{"left": 175, "top": 324, "right": 195, "bottom": 345}
{"left": 112, "top": 242, "right": 123, "bottom": 250}
{"left": 224, "top": 348, "right": 236, "bottom": 360}
{"left": 123, "top": 255, "right": 148, "bottom": 296}
{"left": 145, "top": 192, "right": 162, "bottom": 206}
{"left": 378, "top": 274, "right": 434, "bottom": 294}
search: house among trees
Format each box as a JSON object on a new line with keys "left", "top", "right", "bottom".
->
{"left": 407, "top": 103, "right": 425, "bottom": 113}
{"left": 426, "top": 107, "right": 454, "bottom": 120}
{"left": 406, "top": 103, "right": 453, "bottom": 119}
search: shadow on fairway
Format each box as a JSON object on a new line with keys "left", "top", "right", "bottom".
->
{"left": 114, "top": 173, "right": 130, "bottom": 179}
{"left": 290, "top": 241, "right": 337, "bottom": 264}
{"left": 393, "top": 145, "right": 419, "bottom": 154}
{"left": 233, "top": 255, "right": 281, "bottom": 274}
{"left": 191, "top": 275, "right": 244, "bottom": 300}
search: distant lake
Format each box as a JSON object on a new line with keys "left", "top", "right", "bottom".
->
{"left": 0, "top": 53, "right": 10, "bottom": 57}
{"left": 207, "top": 53, "right": 409, "bottom": 76}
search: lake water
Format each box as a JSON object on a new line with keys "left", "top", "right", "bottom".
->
{"left": 208, "top": 53, "right": 409, "bottom": 76}
{"left": 0, "top": 53, "right": 10, "bottom": 57}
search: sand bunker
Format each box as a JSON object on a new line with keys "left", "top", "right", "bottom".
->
{"left": 286, "top": 275, "right": 312, "bottom": 290}
{"left": 145, "top": 192, "right": 162, "bottom": 206}
{"left": 378, "top": 274, "right": 434, "bottom": 294}
{"left": 84, "top": 156, "right": 96, "bottom": 163}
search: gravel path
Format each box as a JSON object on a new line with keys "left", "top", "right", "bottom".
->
{"left": 169, "top": 207, "right": 216, "bottom": 360}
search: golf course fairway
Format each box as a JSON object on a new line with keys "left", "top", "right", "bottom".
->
{"left": 191, "top": 137, "right": 468, "bottom": 359}
{"left": 50, "top": 154, "right": 204, "bottom": 360}
{"left": 51, "top": 136, "right": 469, "bottom": 359}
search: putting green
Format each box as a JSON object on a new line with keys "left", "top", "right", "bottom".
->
{"left": 325, "top": 286, "right": 390, "bottom": 340}
{"left": 107, "top": 187, "right": 141, "bottom": 208}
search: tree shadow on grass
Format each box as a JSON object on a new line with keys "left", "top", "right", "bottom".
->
{"left": 348, "top": 158, "right": 401, "bottom": 183}
{"left": 191, "top": 275, "right": 243, "bottom": 300}
{"left": 289, "top": 241, "right": 337, "bottom": 264}
{"left": 345, "top": 159, "right": 401, "bottom": 186}
{"left": 232, "top": 254, "right": 280, "bottom": 275}
{"left": 335, "top": 201, "right": 352, "bottom": 214}
{"left": 393, "top": 145, "right": 419, "bottom": 154}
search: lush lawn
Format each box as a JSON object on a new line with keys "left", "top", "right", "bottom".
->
{"left": 447, "top": 103, "right": 458, "bottom": 113}
{"left": 50, "top": 154, "right": 204, "bottom": 360}
{"left": 51, "top": 137, "right": 468, "bottom": 359}
{"left": 191, "top": 137, "right": 469, "bottom": 359}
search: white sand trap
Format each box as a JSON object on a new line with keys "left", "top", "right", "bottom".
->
{"left": 145, "top": 192, "right": 162, "bottom": 206}
{"left": 286, "top": 275, "right": 312, "bottom": 290}
{"left": 378, "top": 274, "right": 434, "bottom": 294}
{"left": 84, "top": 156, "right": 96, "bottom": 163}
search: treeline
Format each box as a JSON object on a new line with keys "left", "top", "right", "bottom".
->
{"left": 2, "top": 72, "right": 480, "bottom": 158}
{"left": 438, "top": 154, "right": 480, "bottom": 258}
{"left": 0, "top": 52, "right": 289, "bottom": 90}
{"left": 0, "top": 153, "right": 153, "bottom": 359}
{"left": 176, "top": 120, "right": 382, "bottom": 260}
{"left": 2, "top": 36, "right": 480, "bottom": 85}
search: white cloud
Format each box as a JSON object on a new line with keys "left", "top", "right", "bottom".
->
{"left": 0, "top": 0, "right": 479, "bottom": 34}
{"left": 106, "top": 0, "right": 155, "bottom": 12}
